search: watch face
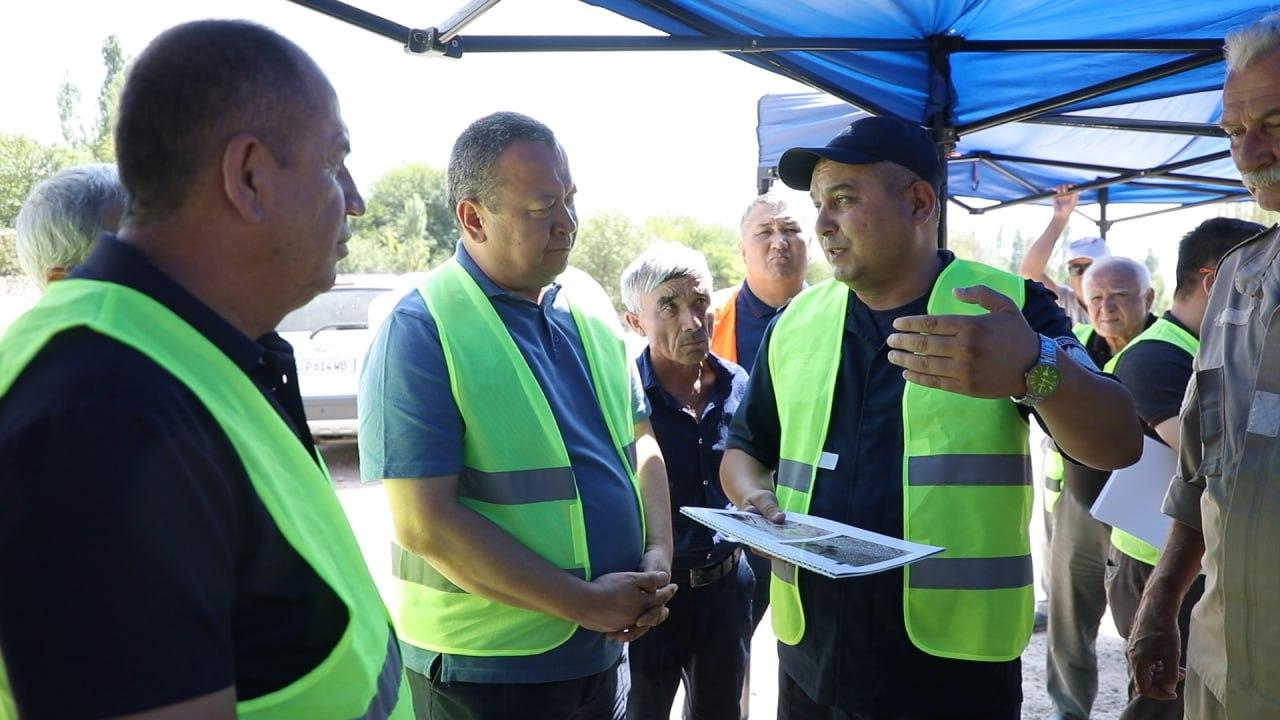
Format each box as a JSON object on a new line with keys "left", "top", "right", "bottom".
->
{"left": 1026, "top": 363, "right": 1062, "bottom": 396}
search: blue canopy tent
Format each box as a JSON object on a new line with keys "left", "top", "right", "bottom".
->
{"left": 757, "top": 91, "right": 1248, "bottom": 238}
{"left": 284, "top": 0, "right": 1271, "bottom": 241}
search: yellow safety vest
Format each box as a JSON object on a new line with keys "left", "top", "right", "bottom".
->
{"left": 1103, "top": 317, "right": 1198, "bottom": 565}
{"left": 768, "top": 261, "right": 1034, "bottom": 661}
{"left": 389, "top": 259, "right": 646, "bottom": 656}
{"left": 0, "top": 279, "right": 410, "bottom": 719}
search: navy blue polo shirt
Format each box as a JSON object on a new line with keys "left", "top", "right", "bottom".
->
{"left": 733, "top": 280, "right": 787, "bottom": 373}
{"left": 637, "top": 348, "right": 748, "bottom": 570}
{"left": 0, "top": 237, "right": 346, "bottom": 717}
{"left": 727, "top": 251, "right": 1076, "bottom": 716}
{"left": 359, "top": 243, "right": 649, "bottom": 684}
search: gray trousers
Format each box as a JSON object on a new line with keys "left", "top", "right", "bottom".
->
{"left": 1046, "top": 488, "right": 1111, "bottom": 719}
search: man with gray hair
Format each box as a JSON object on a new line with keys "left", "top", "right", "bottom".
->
{"left": 360, "top": 111, "right": 676, "bottom": 720}
{"left": 1129, "top": 13, "right": 1280, "bottom": 718}
{"left": 1045, "top": 253, "right": 1156, "bottom": 720}
{"left": 15, "top": 164, "right": 126, "bottom": 289}
{"left": 620, "top": 243, "right": 754, "bottom": 720}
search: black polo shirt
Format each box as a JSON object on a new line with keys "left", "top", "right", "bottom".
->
{"left": 726, "top": 251, "right": 1075, "bottom": 716}
{"left": 0, "top": 237, "right": 346, "bottom": 718}
{"left": 1112, "top": 311, "right": 1195, "bottom": 443}
{"left": 637, "top": 348, "right": 748, "bottom": 570}
{"left": 1063, "top": 313, "right": 1157, "bottom": 504}
{"left": 733, "top": 280, "right": 786, "bottom": 373}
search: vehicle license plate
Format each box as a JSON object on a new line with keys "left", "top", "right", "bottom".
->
{"left": 301, "top": 358, "right": 355, "bottom": 374}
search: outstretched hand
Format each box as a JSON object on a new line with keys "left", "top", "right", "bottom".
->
{"left": 886, "top": 285, "right": 1040, "bottom": 398}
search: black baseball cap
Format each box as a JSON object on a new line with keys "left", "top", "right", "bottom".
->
{"left": 777, "top": 116, "right": 943, "bottom": 192}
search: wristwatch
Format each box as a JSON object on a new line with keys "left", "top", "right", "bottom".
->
{"left": 1012, "top": 334, "right": 1062, "bottom": 407}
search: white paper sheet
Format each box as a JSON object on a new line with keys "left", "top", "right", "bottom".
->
{"left": 1090, "top": 435, "right": 1178, "bottom": 549}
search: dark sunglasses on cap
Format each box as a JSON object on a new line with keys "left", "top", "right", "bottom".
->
{"left": 1067, "top": 263, "right": 1090, "bottom": 277}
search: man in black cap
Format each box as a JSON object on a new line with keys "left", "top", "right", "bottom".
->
{"left": 720, "top": 115, "right": 1141, "bottom": 719}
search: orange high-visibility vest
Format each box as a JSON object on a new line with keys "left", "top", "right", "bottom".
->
{"left": 709, "top": 285, "right": 741, "bottom": 364}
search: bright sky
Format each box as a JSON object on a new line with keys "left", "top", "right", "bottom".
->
{"left": 3, "top": 0, "right": 1270, "bottom": 289}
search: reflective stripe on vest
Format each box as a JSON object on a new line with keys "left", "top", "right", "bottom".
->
{"left": 390, "top": 259, "right": 645, "bottom": 657}
{"left": 0, "top": 280, "right": 410, "bottom": 719}
{"left": 1102, "top": 317, "right": 1198, "bottom": 566}
{"left": 1042, "top": 323, "right": 1095, "bottom": 512}
{"left": 768, "top": 261, "right": 1034, "bottom": 661}
{"left": 710, "top": 285, "right": 740, "bottom": 364}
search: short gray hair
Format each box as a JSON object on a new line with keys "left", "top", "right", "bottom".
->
{"left": 15, "top": 164, "right": 125, "bottom": 289}
{"left": 447, "top": 111, "right": 557, "bottom": 212}
{"left": 1226, "top": 12, "right": 1280, "bottom": 71}
{"left": 739, "top": 192, "right": 791, "bottom": 233}
{"left": 620, "top": 242, "right": 713, "bottom": 313}
{"left": 1083, "top": 255, "right": 1151, "bottom": 293}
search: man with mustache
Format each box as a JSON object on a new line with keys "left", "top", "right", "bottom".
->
{"left": 620, "top": 242, "right": 754, "bottom": 720}
{"left": 360, "top": 112, "right": 676, "bottom": 720}
{"left": 1128, "top": 13, "right": 1280, "bottom": 718}
{"left": 720, "top": 115, "right": 1141, "bottom": 719}
{"left": 1103, "top": 217, "right": 1261, "bottom": 720}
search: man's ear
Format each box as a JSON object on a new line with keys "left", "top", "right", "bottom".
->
{"left": 1144, "top": 286, "right": 1156, "bottom": 312}
{"left": 221, "top": 132, "right": 270, "bottom": 223}
{"left": 1202, "top": 268, "right": 1217, "bottom": 296}
{"left": 623, "top": 310, "right": 646, "bottom": 337}
{"left": 907, "top": 180, "right": 936, "bottom": 226}
{"left": 457, "top": 199, "right": 486, "bottom": 243}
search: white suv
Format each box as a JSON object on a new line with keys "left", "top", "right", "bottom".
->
{"left": 277, "top": 274, "right": 409, "bottom": 437}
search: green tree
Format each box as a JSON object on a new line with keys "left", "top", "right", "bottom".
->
{"left": 57, "top": 35, "right": 127, "bottom": 162}
{"left": 644, "top": 215, "right": 744, "bottom": 291}
{"left": 0, "top": 133, "right": 79, "bottom": 228}
{"left": 572, "top": 212, "right": 650, "bottom": 308}
{"left": 341, "top": 163, "right": 454, "bottom": 273}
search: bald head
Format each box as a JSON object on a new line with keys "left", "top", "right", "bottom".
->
{"left": 1082, "top": 256, "right": 1154, "bottom": 348}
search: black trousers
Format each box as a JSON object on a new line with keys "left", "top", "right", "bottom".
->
{"left": 407, "top": 656, "right": 628, "bottom": 720}
{"left": 777, "top": 667, "right": 1020, "bottom": 720}
{"left": 627, "top": 555, "right": 755, "bottom": 720}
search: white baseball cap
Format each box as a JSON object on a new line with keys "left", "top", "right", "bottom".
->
{"left": 1065, "top": 236, "right": 1109, "bottom": 265}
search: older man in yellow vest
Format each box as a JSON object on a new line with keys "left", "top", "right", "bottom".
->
{"left": 720, "top": 115, "right": 1141, "bottom": 719}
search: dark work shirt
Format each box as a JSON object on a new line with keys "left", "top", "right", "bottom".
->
{"left": 0, "top": 237, "right": 346, "bottom": 719}
{"left": 1063, "top": 313, "right": 1157, "bottom": 504}
{"left": 726, "top": 251, "right": 1077, "bottom": 716}
{"left": 1112, "top": 311, "right": 1195, "bottom": 446}
{"left": 734, "top": 280, "right": 787, "bottom": 373}
{"left": 637, "top": 348, "right": 748, "bottom": 569}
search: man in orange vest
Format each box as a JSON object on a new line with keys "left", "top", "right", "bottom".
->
{"left": 710, "top": 194, "right": 809, "bottom": 374}
{"left": 709, "top": 193, "right": 808, "bottom": 718}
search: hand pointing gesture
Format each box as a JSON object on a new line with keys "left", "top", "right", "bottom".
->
{"left": 885, "top": 285, "right": 1040, "bottom": 398}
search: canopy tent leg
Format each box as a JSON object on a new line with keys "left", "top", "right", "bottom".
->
{"left": 1098, "top": 186, "right": 1110, "bottom": 239}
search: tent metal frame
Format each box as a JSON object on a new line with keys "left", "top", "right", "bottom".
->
{"left": 284, "top": 0, "right": 1243, "bottom": 244}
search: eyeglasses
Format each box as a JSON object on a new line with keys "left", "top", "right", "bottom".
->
{"left": 1067, "top": 263, "right": 1090, "bottom": 277}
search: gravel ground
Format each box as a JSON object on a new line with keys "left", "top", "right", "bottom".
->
{"left": 322, "top": 439, "right": 1132, "bottom": 719}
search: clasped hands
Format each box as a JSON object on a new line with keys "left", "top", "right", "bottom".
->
{"left": 579, "top": 552, "right": 676, "bottom": 644}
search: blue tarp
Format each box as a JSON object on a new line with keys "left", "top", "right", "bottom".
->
{"left": 757, "top": 91, "right": 1245, "bottom": 208}
{"left": 581, "top": 1, "right": 1269, "bottom": 126}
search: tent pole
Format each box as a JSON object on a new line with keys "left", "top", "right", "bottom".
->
{"left": 957, "top": 50, "right": 1222, "bottom": 135}
{"left": 927, "top": 36, "right": 959, "bottom": 249}
{"left": 437, "top": 0, "right": 504, "bottom": 43}
{"left": 1098, "top": 186, "right": 1110, "bottom": 239}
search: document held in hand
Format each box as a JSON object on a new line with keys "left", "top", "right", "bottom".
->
{"left": 680, "top": 507, "right": 944, "bottom": 579}
{"left": 1089, "top": 435, "right": 1178, "bottom": 550}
